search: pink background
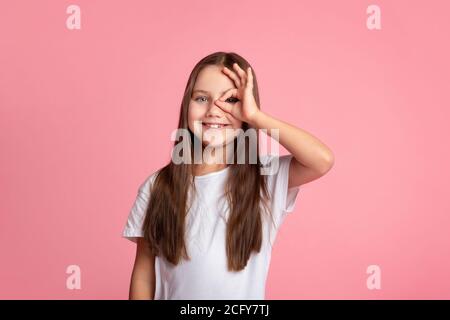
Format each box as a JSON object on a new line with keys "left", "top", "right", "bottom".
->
{"left": 1, "top": 0, "right": 449, "bottom": 299}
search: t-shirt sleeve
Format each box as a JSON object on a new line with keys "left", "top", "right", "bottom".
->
{"left": 122, "top": 173, "right": 156, "bottom": 243}
{"left": 263, "top": 154, "right": 301, "bottom": 215}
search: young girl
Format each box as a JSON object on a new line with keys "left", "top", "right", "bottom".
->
{"left": 122, "top": 52, "right": 334, "bottom": 300}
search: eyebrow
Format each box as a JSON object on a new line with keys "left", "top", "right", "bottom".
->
{"left": 192, "top": 88, "right": 234, "bottom": 95}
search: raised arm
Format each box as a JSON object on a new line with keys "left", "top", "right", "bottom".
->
{"left": 248, "top": 110, "right": 334, "bottom": 188}
{"left": 216, "top": 62, "right": 335, "bottom": 188}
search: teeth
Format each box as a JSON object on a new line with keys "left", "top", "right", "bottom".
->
{"left": 204, "top": 123, "right": 225, "bottom": 129}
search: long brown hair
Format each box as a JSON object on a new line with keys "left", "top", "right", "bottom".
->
{"left": 142, "top": 51, "right": 274, "bottom": 272}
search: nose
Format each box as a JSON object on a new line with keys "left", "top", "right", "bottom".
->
{"left": 205, "top": 98, "right": 225, "bottom": 118}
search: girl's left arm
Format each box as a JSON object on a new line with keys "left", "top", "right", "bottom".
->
{"left": 248, "top": 110, "right": 335, "bottom": 188}
{"left": 216, "top": 63, "right": 334, "bottom": 188}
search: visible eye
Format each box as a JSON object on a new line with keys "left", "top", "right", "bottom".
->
{"left": 225, "top": 97, "right": 239, "bottom": 103}
{"left": 194, "top": 96, "right": 208, "bottom": 102}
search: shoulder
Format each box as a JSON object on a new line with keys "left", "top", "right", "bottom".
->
{"left": 259, "top": 154, "right": 294, "bottom": 176}
{"left": 137, "top": 168, "right": 162, "bottom": 196}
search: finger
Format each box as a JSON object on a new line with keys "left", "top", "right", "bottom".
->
{"left": 233, "top": 63, "right": 248, "bottom": 87}
{"left": 222, "top": 66, "right": 241, "bottom": 88}
{"left": 246, "top": 67, "right": 254, "bottom": 91}
{"left": 218, "top": 88, "right": 238, "bottom": 101}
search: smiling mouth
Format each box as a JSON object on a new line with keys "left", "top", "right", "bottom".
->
{"left": 202, "top": 123, "right": 231, "bottom": 129}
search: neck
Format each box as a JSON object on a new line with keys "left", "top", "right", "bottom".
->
{"left": 193, "top": 143, "right": 234, "bottom": 176}
{"left": 193, "top": 163, "right": 228, "bottom": 176}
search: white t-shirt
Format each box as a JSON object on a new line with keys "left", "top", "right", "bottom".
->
{"left": 122, "top": 154, "right": 300, "bottom": 300}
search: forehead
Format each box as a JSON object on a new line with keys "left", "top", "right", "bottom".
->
{"left": 193, "top": 65, "right": 236, "bottom": 93}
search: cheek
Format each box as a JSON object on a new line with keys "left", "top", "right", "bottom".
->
{"left": 188, "top": 103, "right": 206, "bottom": 127}
{"left": 225, "top": 120, "right": 243, "bottom": 141}
{"left": 230, "top": 119, "right": 243, "bottom": 130}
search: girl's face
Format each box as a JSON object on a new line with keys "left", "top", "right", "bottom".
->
{"left": 188, "top": 65, "right": 243, "bottom": 148}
